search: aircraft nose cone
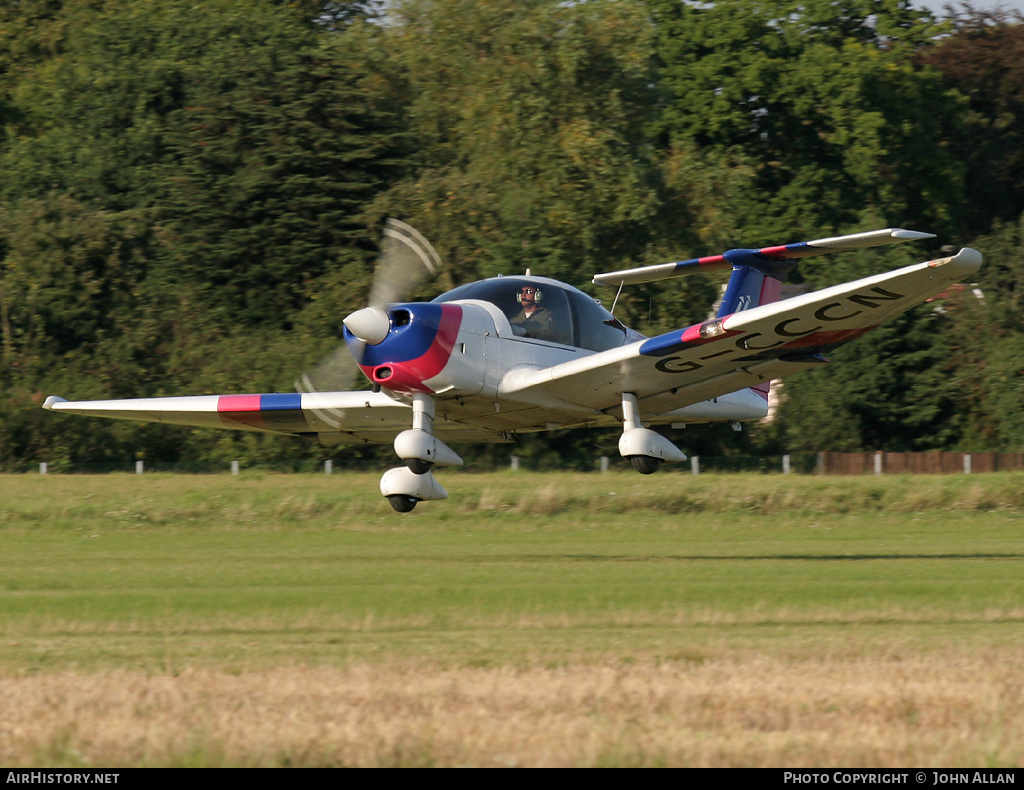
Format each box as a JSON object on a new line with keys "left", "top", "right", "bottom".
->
{"left": 343, "top": 306, "right": 391, "bottom": 345}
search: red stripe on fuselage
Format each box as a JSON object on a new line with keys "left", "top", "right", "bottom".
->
{"left": 377, "top": 304, "right": 463, "bottom": 393}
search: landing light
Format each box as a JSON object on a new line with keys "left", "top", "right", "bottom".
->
{"left": 699, "top": 320, "right": 726, "bottom": 339}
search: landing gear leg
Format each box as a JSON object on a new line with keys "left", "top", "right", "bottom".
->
{"left": 393, "top": 394, "right": 463, "bottom": 473}
{"left": 381, "top": 394, "right": 462, "bottom": 511}
{"left": 618, "top": 392, "right": 686, "bottom": 474}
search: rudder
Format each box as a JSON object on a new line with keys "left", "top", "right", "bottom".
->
{"left": 716, "top": 249, "right": 795, "bottom": 317}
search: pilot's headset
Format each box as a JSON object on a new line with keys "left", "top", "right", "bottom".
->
{"left": 516, "top": 285, "right": 543, "bottom": 304}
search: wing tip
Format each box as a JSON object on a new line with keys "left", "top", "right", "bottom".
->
{"left": 951, "top": 246, "right": 983, "bottom": 273}
{"left": 42, "top": 396, "right": 68, "bottom": 410}
{"left": 891, "top": 229, "right": 936, "bottom": 241}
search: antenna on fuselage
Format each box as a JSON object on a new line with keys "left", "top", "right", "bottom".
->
{"left": 609, "top": 281, "right": 625, "bottom": 315}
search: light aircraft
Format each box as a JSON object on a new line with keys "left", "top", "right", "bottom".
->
{"left": 43, "top": 221, "right": 982, "bottom": 511}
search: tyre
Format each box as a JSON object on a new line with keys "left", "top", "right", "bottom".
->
{"left": 629, "top": 455, "right": 662, "bottom": 475}
{"left": 387, "top": 495, "right": 418, "bottom": 512}
{"left": 405, "top": 458, "right": 433, "bottom": 475}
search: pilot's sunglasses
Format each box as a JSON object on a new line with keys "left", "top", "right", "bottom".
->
{"left": 519, "top": 288, "right": 538, "bottom": 294}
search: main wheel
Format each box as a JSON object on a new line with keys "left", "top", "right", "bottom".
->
{"left": 387, "top": 495, "right": 419, "bottom": 513}
{"left": 629, "top": 455, "right": 662, "bottom": 475}
{"left": 405, "top": 458, "right": 433, "bottom": 475}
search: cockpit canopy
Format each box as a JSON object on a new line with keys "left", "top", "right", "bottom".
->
{"left": 433, "top": 276, "right": 642, "bottom": 352}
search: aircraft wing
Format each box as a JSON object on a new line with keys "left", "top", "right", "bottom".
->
{"left": 43, "top": 390, "right": 500, "bottom": 445}
{"left": 499, "top": 248, "right": 983, "bottom": 420}
{"left": 42, "top": 390, "right": 417, "bottom": 444}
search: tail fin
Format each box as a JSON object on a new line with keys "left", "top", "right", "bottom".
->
{"left": 716, "top": 249, "right": 793, "bottom": 316}
{"left": 716, "top": 250, "right": 798, "bottom": 409}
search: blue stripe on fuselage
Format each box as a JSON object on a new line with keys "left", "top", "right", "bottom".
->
{"left": 346, "top": 303, "right": 444, "bottom": 367}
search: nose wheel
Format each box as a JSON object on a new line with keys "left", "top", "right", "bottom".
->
{"left": 387, "top": 494, "right": 419, "bottom": 513}
{"left": 382, "top": 394, "right": 461, "bottom": 511}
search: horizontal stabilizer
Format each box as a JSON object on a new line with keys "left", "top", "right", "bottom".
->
{"left": 593, "top": 228, "right": 936, "bottom": 287}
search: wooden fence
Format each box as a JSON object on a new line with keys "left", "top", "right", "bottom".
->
{"left": 817, "top": 451, "right": 1024, "bottom": 475}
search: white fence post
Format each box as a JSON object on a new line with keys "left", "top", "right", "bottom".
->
{"left": 600, "top": 456, "right": 609, "bottom": 472}
{"left": 873, "top": 452, "right": 883, "bottom": 475}
{"left": 690, "top": 456, "right": 700, "bottom": 475}
{"left": 39, "top": 462, "right": 48, "bottom": 475}
{"left": 511, "top": 455, "right": 520, "bottom": 470}
{"left": 231, "top": 460, "right": 239, "bottom": 475}
{"left": 325, "top": 460, "right": 333, "bottom": 475}
{"left": 963, "top": 454, "right": 972, "bottom": 475}
{"left": 135, "top": 460, "right": 144, "bottom": 475}
{"left": 782, "top": 455, "right": 791, "bottom": 474}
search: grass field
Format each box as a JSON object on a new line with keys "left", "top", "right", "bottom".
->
{"left": 1, "top": 471, "right": 1023, "bottom": 766}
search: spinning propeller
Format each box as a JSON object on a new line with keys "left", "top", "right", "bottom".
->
{"left": 296, "top": 219, "right": 441, "bottom": 397}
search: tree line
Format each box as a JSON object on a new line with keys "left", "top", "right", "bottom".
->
{"left": 1, "top": 0, "right": 1023, "bottom": 471}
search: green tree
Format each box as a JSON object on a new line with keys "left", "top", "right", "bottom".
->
{"left": 916, "top": 6, "right": 1024, "bottom": 237}
{"left": 940, "top": 213, "right": 1024, "bottom": 451}
{"left": 3, "top": 0, "right": 405, "bottom": 326}
{"left": 376, "top": 1, "right": 695, "bottom": 309}
{"left": 0, "top": 0, "right": 409, "bottom": 468}
{"left": 646, "top": 0, "right": 963, "bottom": 248}
{"left": 0, "top": 195, "right": 149, "bottom": 366}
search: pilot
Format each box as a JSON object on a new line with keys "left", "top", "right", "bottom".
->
{"left": 510, "top": 285, "right": 558, "bottom": 341}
